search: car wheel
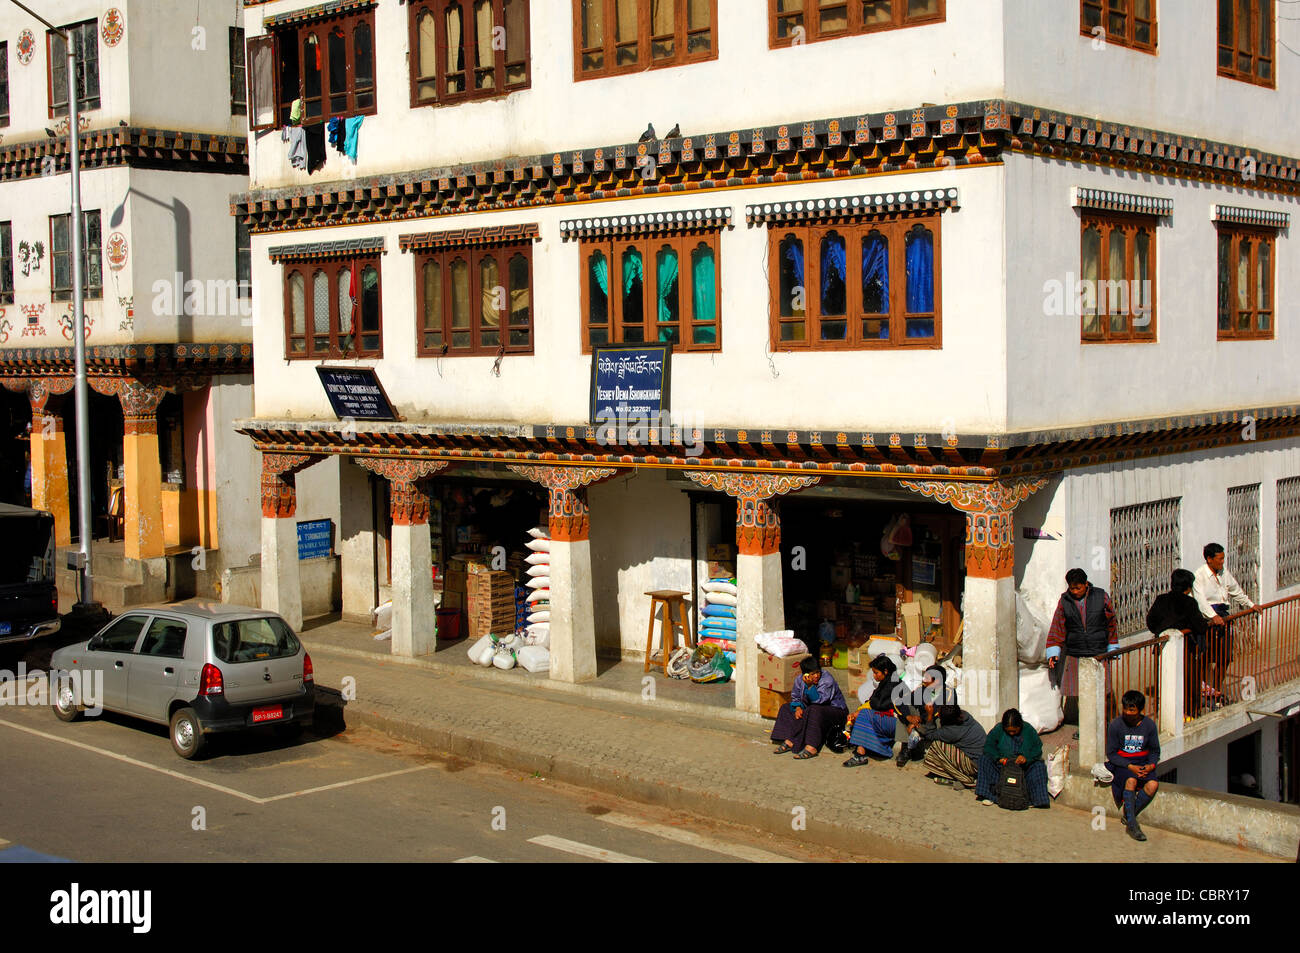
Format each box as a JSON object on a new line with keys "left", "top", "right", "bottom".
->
{"left": 170, "top": 707, "right": 205, "bottom": 760}
{"left": 52, "top": 674, "right": 82, "bottom": 723}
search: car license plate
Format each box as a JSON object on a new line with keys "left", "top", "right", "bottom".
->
{"left": 252, "top": 705, "right": 284, "bottom": 723}
{"left": 0, "top": 623, "right": 10, "bottom": 636}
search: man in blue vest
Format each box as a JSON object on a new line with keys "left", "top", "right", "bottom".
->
{"left": 1046, "top": 568, "right": 1119, "bottom": 692}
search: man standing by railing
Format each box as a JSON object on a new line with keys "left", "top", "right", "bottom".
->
{"left": 1047, "top": 568, "right": 1120, "bottom": 699}
{"left": 1193, "top": 542, "right": 1262, "bottom": 708}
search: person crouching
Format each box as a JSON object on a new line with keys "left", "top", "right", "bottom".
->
{"left": 772, "top": 656, "right": 850, "bottom": 760}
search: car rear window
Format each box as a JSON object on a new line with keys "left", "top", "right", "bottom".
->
{"left": 212, "top": 617, "right": 301, "bottom": 664}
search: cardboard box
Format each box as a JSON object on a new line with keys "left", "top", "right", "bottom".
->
{"left": 707, "top": 560, "right": 735, "bottom": 580}
{"left": 439, "top": 590, "right": 464, "bottom": 610}
{"left": 759, "top": 687, "right": 791, "bottom": 720}
{"left": 847, "top": 666, "right": 870, "bottom": 697}
{"left": 707, "top": 543, "right": 736, "bottom": 561}
{"left": 443, "top": 570, "right": 468, "bottom": 594}
{"left": 757, "top": 651, "right": 810, "bottom": 692}
{"left": 900, "top": 602, "right": 923, "bottom": 647}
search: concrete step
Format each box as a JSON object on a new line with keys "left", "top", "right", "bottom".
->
{"left": 56, "top": 546, "right": 142, "bottom": 584}
{"left": 55, "top": 567, "right": 153, "bottom": 616}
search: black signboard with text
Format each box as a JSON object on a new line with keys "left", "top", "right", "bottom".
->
{"left": 315, "top": 366, "right": 397, "bottom": 421}
{"left": 589, "top": 343, "right": 672, "bottom": 426}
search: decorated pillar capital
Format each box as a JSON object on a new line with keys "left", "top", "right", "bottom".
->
{"left": 899, "top": 478, "right": 1050, "bottom": 579}
{"left": 260, "top": 452, "right": 319, "bottom": 519}
{"left": 506, "top": 465, "right": 619, "bottom": 541}
{"left": 355, "top": 457, "right": 452, "bottom": 526}
{"left": 682, "top": 470, "right": 822, "bottom": 556}
{"left": 89, "top": 377, "right": 169, "bottom": 435}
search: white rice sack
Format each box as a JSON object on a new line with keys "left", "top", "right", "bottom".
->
{"left": 526, "top": 575, "right": 551, "bottom": 590}
{"left": 704, "top": 592, "right": 737, "bottom": 607}
{"left": 527, "top": 526, "right": 550, "bottom": 540}
{"left": 525, "top": 538, "right": 551, "bottom": 553}
{"left": 467, "top": 634, "right": 494, "bottom": 665}
{"left": 526, "top": 564, "right": 549, "bottom": 577}
{"left": 371, "top": 600, "right": 393, "bottom": 632}
{"left": 526, "top": 588, "right": 550, "bottom": 604}
{"left": 867, "top": 636, "right": 903, "bottom": 659}
{"left": 525, "top": 552, "right": 550, "bottom": 566}
{"left": 1016, "top": 592, "right": 1049, "bottom": 664}
{"left": 525, "top": 626, "right": 550, "bottom": 648}
{"left": 517, "top": 645, "right": 551, "bottom": 673}
{"left": 1017, "top": 663, "right": 1063, "bottom": 733}
{"left": 528, "top": 610, "right": 551, "bottom": 624}
{"left": 702, "top": 581, "right": 739, "bottom": 595}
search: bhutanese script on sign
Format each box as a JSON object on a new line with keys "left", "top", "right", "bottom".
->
{"left": 589, "top": 344, "right": 671, "bottom": 424}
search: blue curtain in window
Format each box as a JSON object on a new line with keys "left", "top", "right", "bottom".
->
{"left": 821, "top": 237, "right": 846, "bottom": 302}
{"left": 905, "top": 229, "right": 934, "bottom": 314}
{"left": 657, "top": 249, "right": 679, "bottom": 324}
{"left": 861, "top": 235, "right": 889, "bottom": 312}
{"left": 784, "top": 240, "right": 803, "bottom": 278}
{"left": 692, "top": 248, "right": 716, "bottom": 322}
{"left": 592, "top": 254, "right": 609, "bottom": 295}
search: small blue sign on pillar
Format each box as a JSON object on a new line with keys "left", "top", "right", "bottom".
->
{"left": 297, "top": 519, "right": 334, "bottom": 561}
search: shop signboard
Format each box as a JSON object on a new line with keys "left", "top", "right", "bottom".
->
{"left": 589, "top": 343, "right": 671, "bottom": 426}
{"left": 297, "top": 519, "right": 333, "bottom": 561}
{"left": 315, "top": 366, "right": 397, "bottom": 421}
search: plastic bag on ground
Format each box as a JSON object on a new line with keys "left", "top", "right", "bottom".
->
{"left": 372, "top": 600, "right": 393, "bottom": 632}
{"left": 373, "top": 628, "right": 392, "bottom": 642}
{"left": 1017, "top": 663, "right": 1063, "bottom": 733}
{"left": 1047, "top": 745, "right": 1068, "bottom": 799}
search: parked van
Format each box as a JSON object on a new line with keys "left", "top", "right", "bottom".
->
{"left": 0, "top": 503, "right": 61, "bottom": 645}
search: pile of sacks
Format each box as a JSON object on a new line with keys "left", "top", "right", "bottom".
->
{"left": 697, "top": 577, "right": 738, "bottom": 664}
{"left": 464, "top": 526, "right": 553, "bottom": 674}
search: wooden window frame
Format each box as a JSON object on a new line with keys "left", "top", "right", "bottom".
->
{"left": 410, "top": 0, "right": 531, "bottom": 107}
{"left": 49, "top": 210, "right": 102, "bottom": 302}
{"left": 573, "top": 0, "right": 718, "bottom": 80}
{"left": 415, "top": 241, "right": 535, "bottom": 357}
{"left": 1, "top": 41, "right": 9, "bottom": 128}
{"left": 230, "top": 27, "right": 247, "bottom": 116}
{"left": 1079, "top": 211, "right": 1157, "bottom": 343}
{"left": 247, "top": 34, "right": 278, "bottom": 132}
{"left": 1216, "top": 224, "right": 1275, "bottom": 341}
{"left": 283, "top": 256, "right": 383, "bottom": 360}
{"left": 1080, "top": 0, "right": 1157, "bottom": 54}
{"left": 258, "top": 9, "right": 378, "bottom": 131}
{"left": 1218, "top": 0, "right": 1274, "bottom": 88}
{"left": 47, "top": 20, "right": 100, "bottom": 118}
{"left": 579, "top": 232, "right": 721, "bottom": 353}
{"left": 768, "top": 0, "right": 944, "bottom": 49}
{"left": 0, "top": 221, "right": 13, "bottom": 305}
{"left": 765, "top": 216, "right": 941, "bottom": 352}
{"left": 236, "top": 220, "right": 252, "bottom": 301}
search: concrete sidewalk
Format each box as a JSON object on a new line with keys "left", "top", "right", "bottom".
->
{"left": 300, "top": 618, "right": 1282, "bottom": 863}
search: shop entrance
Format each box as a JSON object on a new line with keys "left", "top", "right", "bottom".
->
{"left": 0, "top": 387, "right": 31, "bottom": 506}
{"left": 63, "top": 390, "right": 123, "bottom": 543}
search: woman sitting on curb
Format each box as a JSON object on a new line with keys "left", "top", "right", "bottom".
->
{"left": 842, "top": 655, "right": 904, "bottom": 767}
{"left": 771, "top": 656, "right": 849, "bottom": 759}
{"left": 974, "top": 708, "right": 1051, "bottom": 809}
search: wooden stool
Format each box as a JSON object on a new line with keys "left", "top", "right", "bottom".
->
{"left": 644, "top": 590, "right": 691, "bottom": 675}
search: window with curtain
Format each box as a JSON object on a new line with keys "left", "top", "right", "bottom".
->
{"left": 410, "top": 1, "right": 531, "bottom": 106}
{"left": 575, "top": 0, "right": 716, "bottom": 78}
{"left": 581, "top": 233, "right": 721, "bottom": 351}
{"left": 282, "top": 256, "right": 382, "bottom": 358}
{"left": 769, "top": 0, "right": 943, "bottom": 48}
{"left": 0, "top": 222, "right": 13, "bottom": 306}
{"left": 47, "top": 20, "right": 100, "bottom": 117}
{"left": 250, "top": 10, "right": 378, "bottom": 131}
{"left": 49, "top": 211, "right": 102, "bottom": 302}
{"left": 0, "top": 42, "right": 8, "bottom": 127}
{"left": 1080, "top": 0, "right": 1156, "bottom": 52}
{"left": 1217, "top": 0, "right": 1273, "bottom": 86}
{"left": 415, "top": 241, "right": 534, "bottom": 356}
{"left": 1216, "top": 224, "right": 1275, "bottom": 340}
{"left": 1078, "top": 213, "right": 1156, "bottom": 342}
{"left": 768, "top": 218, "right": 940, "bottom": 350}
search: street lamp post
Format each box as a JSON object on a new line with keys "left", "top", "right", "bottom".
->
{"left": 9, "top": 1, "right": 97, "bottom": 612}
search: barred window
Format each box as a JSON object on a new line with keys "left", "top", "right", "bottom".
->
{"left": 1227, "top": 483, "right": 1260, "bottom": 601}
{"left": 50, "top": 211, "right": 102, "bottom": 301}
{"left": 1110, "top": 497, "right": 1181, "bottom": 636}
{"left": 1277, "top": 476, "right": 1300, "bottom": 590}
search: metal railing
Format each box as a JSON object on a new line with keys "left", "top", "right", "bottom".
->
{"left": 1210, "top": 593, "right": 1300, "bottom": 710}
{"left": 1098, "top": 635, "right": 1168, "bottom": 734}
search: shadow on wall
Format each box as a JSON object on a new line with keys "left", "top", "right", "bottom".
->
{"left": 110, "top": 189, "right": 193, "bottom": 340}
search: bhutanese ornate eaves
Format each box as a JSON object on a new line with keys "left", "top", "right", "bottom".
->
{"left": 745, "top": 188, "right": 959, "bottom": 227}
{"left": 263, "top": 0, "right": 377, "bottom": 28}
{"left": 0, "top": 343, "right": 252, "bottom": 381}
{"left": 1071, "top": 187, "right": 1172, "bottom": 217}
{"left": 560, "top": 208, "right": 732, "bottom": 241}
{"left": 1212, "top": 205, "right": 1289, "bottom": 229}
{"left": 1, "top": 127, "right": 247, "bottom": 183}
{"left": 398, "top": 223, "right": 539, "bottom": 252}
{"left": 268, "top": 237, "right": 385, "bottom": 263}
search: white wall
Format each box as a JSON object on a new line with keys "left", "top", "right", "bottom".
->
{"left": 248, "top": 163, "right": 1010, "bottom": 432}
{"left": 211, "top": 375, "right": 260, "bottom": 571}
{"left": 1005, "top": 0, "right": 1300, "bottom": 159}
{"left": 1004, "top": 152, "right": 1300, "bottom": 430}
{"left": 247, "top": 0, "right": 1006, "bottom": 190}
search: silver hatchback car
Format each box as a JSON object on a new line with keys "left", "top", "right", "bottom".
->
{"left": 50, "top": 602, "right": 315, "bottom": 759}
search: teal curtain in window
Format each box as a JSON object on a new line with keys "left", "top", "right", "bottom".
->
{"left": 623, "top": 249, "right": 644, "bottom": 292}
{"left": 656, "top": 248, "right": 679, "bottom": 324}
{"left": 592, "top": 253, "right": 609, "bottom": 294}
{"left": 692, "top": 246, "right": 716, "bottom": 323}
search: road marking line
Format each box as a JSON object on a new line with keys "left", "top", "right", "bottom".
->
{"left": 259, "top": 765, "right": 435, "bottom": 802}
{"left": 453, "top": 856, "right": 498, "bottom": 863}
{"left": 0, "top": 719, "right": 263, "bottom": 803}
{"left": 595, "top": 812, "right": 801, "bottom": 863}
{"left": 527, "top": 835, "right": 653, "bottom": 863}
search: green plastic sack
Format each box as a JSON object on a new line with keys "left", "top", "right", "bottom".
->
{"left": 688, "top": 643, "right": 733, "bottom": 684}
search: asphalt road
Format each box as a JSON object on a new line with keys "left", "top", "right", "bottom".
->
{"left": 0, "top": 679, "right": 877, "bottom": 864}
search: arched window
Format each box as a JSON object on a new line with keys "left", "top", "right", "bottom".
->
{"left": 904, "top": 224, "right": 935, "bottom": 339}
{"left": 422, "top": 260, "right": 442, "bottom": 350}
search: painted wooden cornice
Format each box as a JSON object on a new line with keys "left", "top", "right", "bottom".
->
{"left": 0, "top": 127, "right": 248, "bottom": 183}
{"left": 0, "top": 343, "right": 253, "bottom": 380}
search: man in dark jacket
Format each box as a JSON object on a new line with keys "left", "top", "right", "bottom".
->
{"left": 1146, "top": 569, "right": 1209, "bottom": 717}
{"left": 1046, "top": 568, "right": 1119, "bottom": 692}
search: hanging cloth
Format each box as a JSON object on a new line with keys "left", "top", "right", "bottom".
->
{"left": 343, "top": 116, "right": 364, "bottom": 162}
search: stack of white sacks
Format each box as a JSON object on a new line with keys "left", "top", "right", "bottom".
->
{"left": 465, "top": 526, "right": 553, "bottom": 673}
{"left": 697, "top": 577, "right": 739, "bottom": 663}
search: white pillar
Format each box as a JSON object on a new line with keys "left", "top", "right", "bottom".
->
{"left": 961, "top": 574, "right": 1017, "bottom": 727}
{"left": 736, "top": 550, "right": 784, "bottom": 714}
{"left": 548, "top": 537, "right": 597, "bottom": 683}
{"left": 1078, "top": 657, "right": 1108, "bottom": 768}
{"left": 262, "top": 515, "right": 303, "bottom": 632}
{"left": 390, "top": 521, "right": 435, "bottom": 657}
{"left": 339, "top": 460, "right": 379, "bottom": 624}
{"left": 1259, "top": 720, "right": 1280, "bottom": 801}
{"left": 1158, "top": 629, "right": 1184, "bottom": 739}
